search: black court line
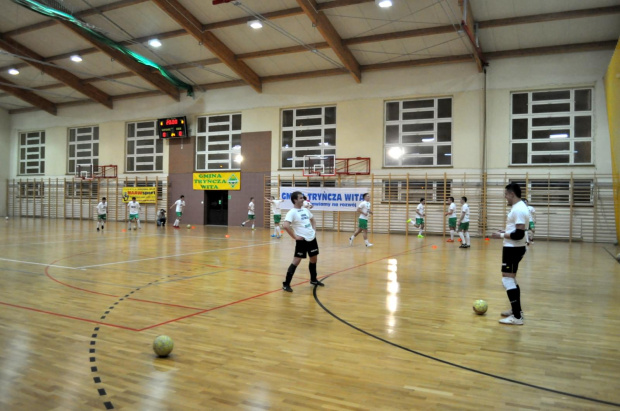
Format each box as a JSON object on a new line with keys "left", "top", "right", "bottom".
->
{"left": 312, "top": 279, "right": 620, "bottom": 408}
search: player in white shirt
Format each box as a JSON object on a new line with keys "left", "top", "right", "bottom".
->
{"left": 281, "top": 191, "right": 324, "bottom": 292}
{"left": 349, "top": 193, "right": 373, "bottom": 247}
{"left": 407, "top": 198, "right": 425, "bottom": 238}
{"left": 457, "top": 197, "right": 471, "bottom": 248}
{"left": 95, "top": 197, "right": 107, "bottom": 232}
{"left": 523, "top": 199, "right": 536, "bottom": 244}
{"left": 302, "top": 195, "right": 313, "bottom": 210}
{"left": 265, "top": 196, "right": 284, "bottom": 238}
{"left": 241, "top": 197, "right": 255, "bottom": 229}
{"left": 127, "top": 197, "right": 141, "bottom": 231}
{"left": 444, "top": 196, "right": 457, "bottom": 242}
{"left": 169, "top": 195, "right": 186, "bottom": 228}
{"left": 491, "top": 182, "right": 529, "bottom": 325}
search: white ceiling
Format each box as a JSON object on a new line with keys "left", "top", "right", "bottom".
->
{"left": 0, "top": 0, "right": 617, "bottom": 113}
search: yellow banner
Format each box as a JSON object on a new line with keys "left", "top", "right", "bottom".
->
{"left": 122, "top": 187, "right": 157, "bottom": 203}
{"left": 193, "top": 172, "right": 241, "bottom": 190}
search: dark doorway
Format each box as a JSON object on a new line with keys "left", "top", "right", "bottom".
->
{"left": 205, "top": 190, "right": 228, "bottom": 225}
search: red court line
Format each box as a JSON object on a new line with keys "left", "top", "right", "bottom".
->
{"left": 0, "top": 301, "right": 140, "bottom": 331}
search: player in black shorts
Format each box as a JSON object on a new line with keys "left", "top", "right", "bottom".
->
{"left": 281, "top": 191, "right": 324, "bottom": 292}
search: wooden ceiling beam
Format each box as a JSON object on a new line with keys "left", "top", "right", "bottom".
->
{"left": 479, "top": 5, "right": 620, "bottom": 29}
{"left": 150, "top": 0, "right": 261, "bottom": 93}
{"left": 459, "top": 0, "right": 484, "bottom": 72}
{"left": 485, "top": 40, "right": 618, "bottom": 59}
{"left": 0, "top": 35, "right": 113, "bottom": 108}
{"left": 296, "top": 0, "right": 361, "bottom": 83}
{"left": 57, "top": 20, "right": 180, "bottom": 101}
{"left": 0, "top": 78, "right": 57, "bottom": 115}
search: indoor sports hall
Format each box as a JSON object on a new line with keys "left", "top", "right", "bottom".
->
{"left": 1, "top": 1, "right": 619, "bottom": 410}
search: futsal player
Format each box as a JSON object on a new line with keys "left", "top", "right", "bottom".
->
{"left": 457, "top": 197, "right": 470, "bottom": 248}
{"left": 96, "top": 197, "right": 107, "bottom": 232}
{"left": 170, "top": 195, "right": 185, "bottom": 228}
{"left": 265, "top": 196, "right": 283, "bottom": 238}
{"left": 127, "top": 197, "right": 141, "bottom": 230}
{"left": 241, "top": 197, "right": 255, "bottom": 229}
{"left": 445, "top": 196, "right": 457, "bottom": 242}
{"left": 349, "top": 193, "right": 373, "bottom": 247}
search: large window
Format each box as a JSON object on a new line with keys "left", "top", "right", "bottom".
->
{"left": 384, "top": 97, "right": 452, "bottom": 167}
{"left": 512, "top": 179, "right": 593, "bottom": 206}
{"left": 68, "top": 126, "right": 99, "bottom": 174}
{"left": 19, "top": 131, "right": 45, "bottom": 175}
{"left": 510, "top": 88, "right": 593, "bottom": 165}
{"left": 196, "top": 114, "right": 242, "bottom": 171}
{"left": 126, "top": 121, "right": 163, "bottom": 172}
{"left": 281, "top": 106, "right": 336, "bottom": 169}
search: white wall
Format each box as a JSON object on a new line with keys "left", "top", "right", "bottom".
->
{"left": 5, "top": 49, "right": 615, "bottom": 181}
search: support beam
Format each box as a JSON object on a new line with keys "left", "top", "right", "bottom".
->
{"left": 0, "top": 78, "right": 57, "bottom": 115}
{"left": 459, "top": 0, "right": 485, "bottom": 72}
{"left": 57, "top": 21, "right": 180, "bottom": 101}
{"left": 478, "top": 5, "right": 620, "bottom": 29}
{"left": 150, "top": 0, "right": 262, "bottom": 93}
{"left": 484, "top": 40, "right": 618, "bottom": 60}
{"left": 0, "top": 35, "right": 113, "bottom": 109}
{"left": 296, "top": 0, "right": 361, "bottom": 83}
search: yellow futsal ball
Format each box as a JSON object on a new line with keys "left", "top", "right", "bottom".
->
{"left": 473, "top": 300, "right": 488, "bottom": 315}
{"left": 186, "top": 224, "right": 191, "bottom": 229}
{"left": 153, "top": 335, "right": 174, "bottom": 357}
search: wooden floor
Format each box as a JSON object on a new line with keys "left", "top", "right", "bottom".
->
{"left": 1, "top": 218, "right": 619, "bottom": 410}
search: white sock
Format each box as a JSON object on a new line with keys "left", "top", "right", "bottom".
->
{"left": 97, "top": 221, "right": 100, "bottom": 228}
{"left": 465, "top": 232, "right": 470, "bottom": 245}
{"left": 450, "top": 229, "right": 454, "bottom": 240}
{"left": 459, "top": 232, "right": 465, "bottom": 243}
{"left": 138, "top": 221, "right": 142, "bottom": 228}
{"left": 502, "top": 277, "right": 517, "bottom": 290}
{"left": 276, "top": 225, "right": 280, "bottom": 235}
{"left": 252, "top": 224, "right": 255, "bottom": 229}
{"left": 419, "top": 229, "right": 423, "bottom": 236}
{"left": 174, "top": 219, "right": 179, "bottom": 226}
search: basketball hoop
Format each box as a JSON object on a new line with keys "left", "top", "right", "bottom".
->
{"left": 303, "top": 154, "right": 336, "bottom": 177}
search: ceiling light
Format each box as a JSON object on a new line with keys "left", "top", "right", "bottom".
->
{"left": 8, "top": 68, "right": 19, "bottom": 75}
{"left": 70, "top": 55, "right": 82, "bottom": 62}
{"left": 422, "top": 137, "right": 435, "bottom": 142}
{"left": 248, "top": 20, "right": 263, "bottom": 29}
{"left": 148, "top": 39, "right": 162, "bottom": 48}
{"left": 376, "top": 0, "right": 393, "bottom": 8}
{"left": 550, "top": 133, "right": 568, "bottom": 139}
{"left": 234, "top": 154, "right": 244, "bottom": 163}
{"left": 388, "top": 146, "right": 403, "bottom": 159}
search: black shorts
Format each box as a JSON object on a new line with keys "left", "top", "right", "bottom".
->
{"left": 501, "top": 246, "right": 526, "bottom": 274}
{"left": 294, "top": 238, "right": 319, "bottom": 258}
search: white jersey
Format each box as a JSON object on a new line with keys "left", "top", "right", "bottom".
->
{"left": 128, "top": 201, "right": 140, "bottom": 215}
{"left": 174, "top": 199, "right": 185, "bottom": 213}
{"left": 248, "top": 201, "right": 255, "bottom": 216}
{"left": 447, "top": 203, "right": 456, "bottom": 218}
{"left": 416, "top": 203, "right": 425, "bottom": 217}
{"left": 271, "top": 199, "right": 283, "bottom": 216}
{"left": 460, "top": 204, "right": 470, "bottom": 223}
{"left": 504, "top": 200, "right": 529, "bottom": 247}
{"left": 358, "top": 201, "right": 371, "bottom": 220}
{"left": 96, "top": 202, "right": 107, "bottom": 215}
{"left": 527, "top": 205, "right": 535, "bottom": 222}
{"left": 284, "top": 207, "right": 315, "bottom": 241}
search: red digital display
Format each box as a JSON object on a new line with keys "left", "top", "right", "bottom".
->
{"left": 158, "top": 116, "right": 188, "bottom": 139}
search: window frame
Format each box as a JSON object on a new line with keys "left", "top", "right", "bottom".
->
{"left": 68, "top": 126, "right": 99, "bottom": 175}
{"left": 19, "top": 131, "right": 45, "bottom": 175}
{"left": 195, "top": 113, "right": 242, "bottom": 172}
{"left": 382, "top": 179, "right": 452, "bottom": 203}
{"left": 126, "top": 120, "right": 164, "bottom": 173}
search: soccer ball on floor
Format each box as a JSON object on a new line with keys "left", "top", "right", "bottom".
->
{"left": 186, "top": 224, "right": 191, "bottom": 229}
{"left": 153, "top": 335, "right": 174, "bottom": 357}
{"left": 473, "top": 300, "right": 488, "bottom": 315}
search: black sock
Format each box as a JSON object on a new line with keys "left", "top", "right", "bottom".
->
{"left": 285, "top": 264, "right": 297, "bottom": 285}
{"left": 309, "top": 262, "right": 317, "bottom": 281}
{"left": 507, "top": 288, "right": 522, "bottom": 319}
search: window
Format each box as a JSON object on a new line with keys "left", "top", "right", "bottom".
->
{"left": 382, "top": 179, "right": 451, "bottom": 202}
{"left": 281, "top": 106, "right": 336, "bottom": 169}
{"left": 512, "top": 179, "right": 593, "bottom": 206}
{"left": 196, "top": 114, "right": 241, "bottom": 171}
{"left": 280, "top": 180, "right": 337, "bottom": 188}
{"left": 127, "top": 121, "right": 163, "bottom": 172}
{"left": 510, "top": 88, "right": 593, "bottom": 165}
{"left": 384, "top": 97, "right": 452, "bottom": 167}
{"left": 19, "top": 131, "right": 45, "bottom": 175}
{"left": 65, "top": 180, "right": 98, "bottom": 199}
{"left": 124, "top": 180, "right": 164, "bottom": 200}
{"left": 18, "top": 181, "right": 44, "bottom": 198}
{"left": 68, "top": 126, "right": 99, "bottom": 174}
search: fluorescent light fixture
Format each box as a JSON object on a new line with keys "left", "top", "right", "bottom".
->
{"left": 234, "top": 155, "right": 244, "bottom": 163}
{"left": 388, "top": 146, "right": 403, "bottom": 159}
{"left": 550, "top": 133, "right": 568, "bottom": 138}
{"left": 248, "top": 20, "right": 262, "bottom": 29}
{"left": 8, "top": 68, "right": 19, "bottom": 75}
{"left": 422, "top": 137, "right": 435, "bottom": 142}
{"left": 444, "top": 153, "right": 452, "bottom": 156}
{"left": 376, "top": 0, "right": 393, "bottom": 8}
{"left": 70, "top": 55, "right": 82, "bottom": 62}
{"left": 148, "top": 39, "right": 162, "bottom": 48}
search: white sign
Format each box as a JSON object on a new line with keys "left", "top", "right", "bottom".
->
{"left": 279, "top": 187, "right": 370, "bottom": 211}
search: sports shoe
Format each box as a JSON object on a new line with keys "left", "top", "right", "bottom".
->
{"left": 349, "top": 236, "right": 353, "bottom": 246}
{"left": 241, "top": 222, "right": 245, "bottom": 227}
{"left": 446, "top": 239, "right": 454, "bottom": 242}
{"left": 417, "top": 234, "right": 424, "bottom": 238}
{"left": 271, "top": 234, "right": 276, "bottom": 237}
{"left": 366, "top": 243, "right": 373, "bottom": 247}
{"left": 282, "top": 282, "right": 293, "bottom": 292}
{"left": 252, "top": 227, "right": 255, "bottom": 230}
{"left": 501, "top": 310, "right": 524, "bottom": 319}
{"left": 96, "top": 227, "right": 100, "bottom": 232}
{"left": 464, "top": 244, "right": 470, "bottom": 248}
{"left": 310, "top": 280, "right": 325, "bottom": 287}
{"left": 101, "top": 225, "right": 104, "bottom": 230}
{"left": 499, "top": 315, "right": 524, "bottom": 325}
{"left": 459, "top": 244, "right": 467, "bottom": 248}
